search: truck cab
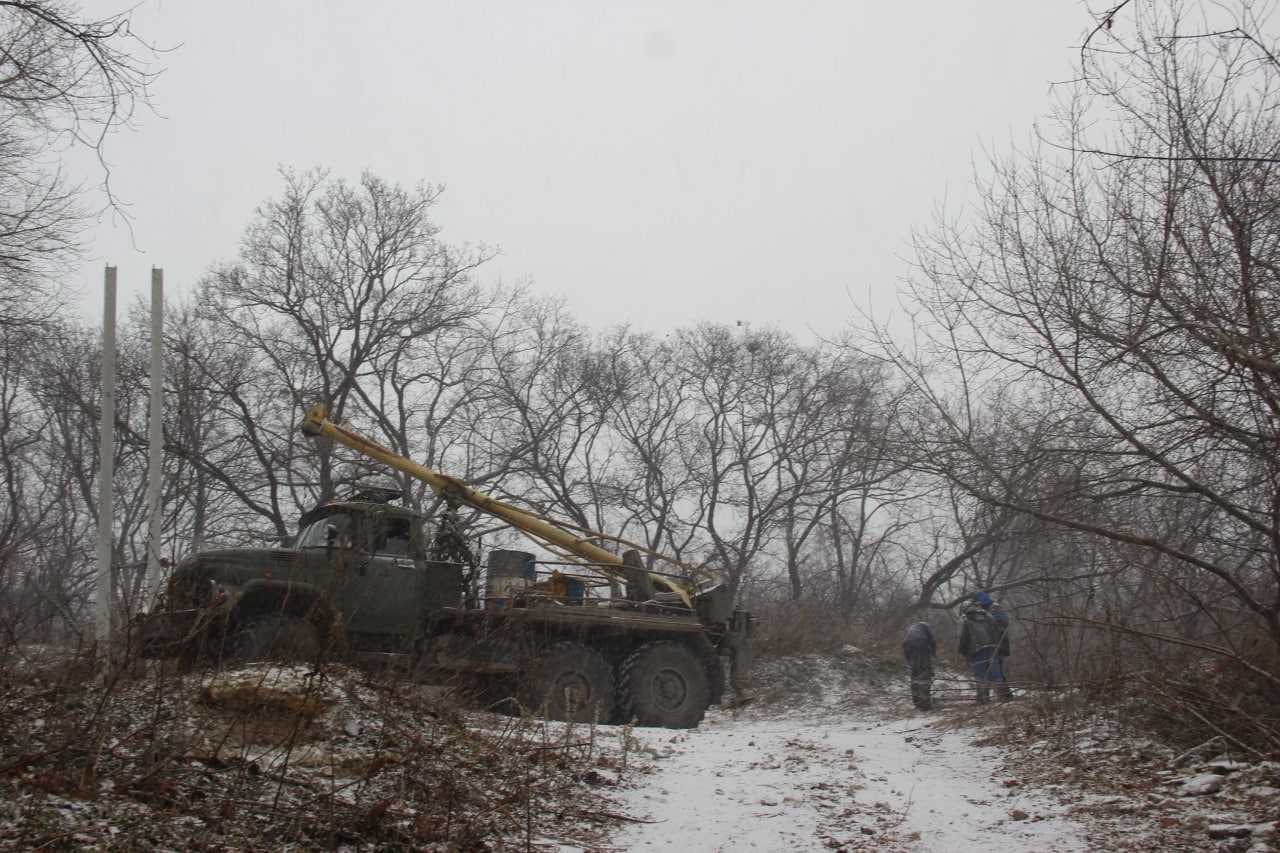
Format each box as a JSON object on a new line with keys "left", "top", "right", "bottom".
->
{"left": 140, "top": 493, "right": 465, "bottom": 664}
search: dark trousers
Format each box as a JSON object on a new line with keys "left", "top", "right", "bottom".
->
{"left": 904, "top": 644, "right": 934, "bottom": 710}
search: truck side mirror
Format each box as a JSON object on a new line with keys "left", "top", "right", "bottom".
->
{"left": 325, "top": 523, "right": 339, "bottom": 549}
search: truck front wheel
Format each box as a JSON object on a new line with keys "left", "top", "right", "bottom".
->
{"left": 619, "top": 641, "right": 710, "bottom": 729}
{"left": 520, "top": 643, "right": 614, "bottom": 723}
{"left": 229, "top": 616, "right": 321, "bottom": 664}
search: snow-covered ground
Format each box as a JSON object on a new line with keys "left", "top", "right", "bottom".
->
{"left": 590, "top": 647, "right": 1280, "bottom": 853}
{"left": 3, "top": 646, "right": 1275, "bottom": 851}
{"left": 605, "top": 652, "right": 1086, "bottom": 852}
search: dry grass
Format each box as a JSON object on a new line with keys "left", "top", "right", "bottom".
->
{"left": 0, "top": 647, "right": 630, "bottom": 851}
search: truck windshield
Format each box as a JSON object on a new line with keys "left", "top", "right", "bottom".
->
{"left": 295, "top": 513, "right": 350, "bottom": 548}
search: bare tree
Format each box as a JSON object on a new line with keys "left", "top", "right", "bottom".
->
{"left": 0, "top": 2, "right": 154, "bottom": 640}
{"left": 768, "top": 348, "right": 907, "bottom": 612}
{"left": 589, "top": 329, "right": 708, "bottom": 567}
{"left": 875, "top": 0, "right": 1280, "bottom": 674}
{"left": 0, "top": 0, "right": 153, "bottom": 325}
{"left": 477, "top": 299, "right": 613, "bottom": 528}
{"left": 193, "top": 168, "right": 496, "bottom": 530}
{"left": 0, "top": 320, "right": 166, "bottom": 641}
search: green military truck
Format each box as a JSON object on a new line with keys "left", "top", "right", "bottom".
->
{"left": 139, "top": 405, "right": 751, "bottom": 729}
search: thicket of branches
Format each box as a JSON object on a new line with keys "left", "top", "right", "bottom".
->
{"left": 0, "top": 160, "right": 926, "bottom": 644}
{"left": 0, "top": 0, "right": 152, "bottom": 327}
{"left": 866, "top": 0, "right": 1280, "bottom": 752}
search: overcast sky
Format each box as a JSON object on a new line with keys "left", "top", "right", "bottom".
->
{"left": 73, "top": 0, "right": 1094, "bottom": 339}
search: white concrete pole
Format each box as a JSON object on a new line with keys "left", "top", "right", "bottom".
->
{"left": 145, "top": 268, "right": 164, "bottom": 610}
{"left": 95, "top": 266, "right": 117, "bottom": 648}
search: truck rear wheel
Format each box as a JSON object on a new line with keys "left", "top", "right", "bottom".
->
{"left": 229, "top": 616, "right": 321, "bottom": 664}
{"left": 619, "top": 641, "right": 710, "bottom": 729}
{"left": 520, "top": 643, "right": 613, "bottom": 723}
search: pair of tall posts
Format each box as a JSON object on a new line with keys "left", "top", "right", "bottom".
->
{"left": 95, "top": 266, "right": 165, "bottom": 655}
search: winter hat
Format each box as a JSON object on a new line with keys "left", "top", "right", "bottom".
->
{"left": 972, "top": 590, "right": 993, "bottom": 607}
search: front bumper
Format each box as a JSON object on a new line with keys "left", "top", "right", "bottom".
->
{"left": 135, "top": 609, "right": 204, "bottom": 659}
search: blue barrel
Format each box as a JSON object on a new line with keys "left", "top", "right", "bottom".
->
{"left": 562, "top": 577, "right": 586, "bottom": 605}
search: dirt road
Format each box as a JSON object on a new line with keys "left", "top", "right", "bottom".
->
{"left": 606, "top": 652, "right": 1086, "bottom": 852}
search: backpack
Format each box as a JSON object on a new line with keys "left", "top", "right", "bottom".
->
{"left": 963, "top": 608, "right": 1001, "bottom": 651}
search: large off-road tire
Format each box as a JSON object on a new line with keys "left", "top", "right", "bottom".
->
{"left": 619, "top": 641, "right": 711, "bottom": 729}
{"left": 229, "top": 616, "right": 322, "bottom": 664}
{"left": 519, "top": 643, "right": 614, "bottom": 723}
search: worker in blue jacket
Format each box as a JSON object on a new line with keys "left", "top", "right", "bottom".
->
{"left": 957, "top": 590, "right": 1013, "bottom": 703}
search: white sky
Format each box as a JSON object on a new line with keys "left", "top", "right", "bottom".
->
{"left": 73, "top": 0, "right": 1094, "bottom": 338}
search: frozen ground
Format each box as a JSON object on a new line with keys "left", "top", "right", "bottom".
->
{"left": 592, "top": 648, "right": 1280, "bottom": 853}
{"left": 605, "top": 652, "right": 1085, "bottom": 852}
{"left": 2, "top": 646, "right": 1275, "bottom": 851}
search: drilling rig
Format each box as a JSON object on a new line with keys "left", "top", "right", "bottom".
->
{"left": 140, "top": 404, "right": 751, "bottom": 728}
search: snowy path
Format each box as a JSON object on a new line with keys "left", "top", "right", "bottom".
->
{"left": 604, "top": 659, "right": 1089, "bottom": 852}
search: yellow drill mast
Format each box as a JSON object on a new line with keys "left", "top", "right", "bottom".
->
{"left": 300, "top": 404, "right": 715, "bottom": 606}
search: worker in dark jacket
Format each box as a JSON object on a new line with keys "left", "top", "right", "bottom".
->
{"left": 902, "top": 621, "right": 938, "bottom": 711}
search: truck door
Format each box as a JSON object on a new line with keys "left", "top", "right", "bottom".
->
{"left": 338, "top": 512, "right": 422, "bottom": 637}
{"left": 292, "top": 511, "right": 350, "bottom": 600}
